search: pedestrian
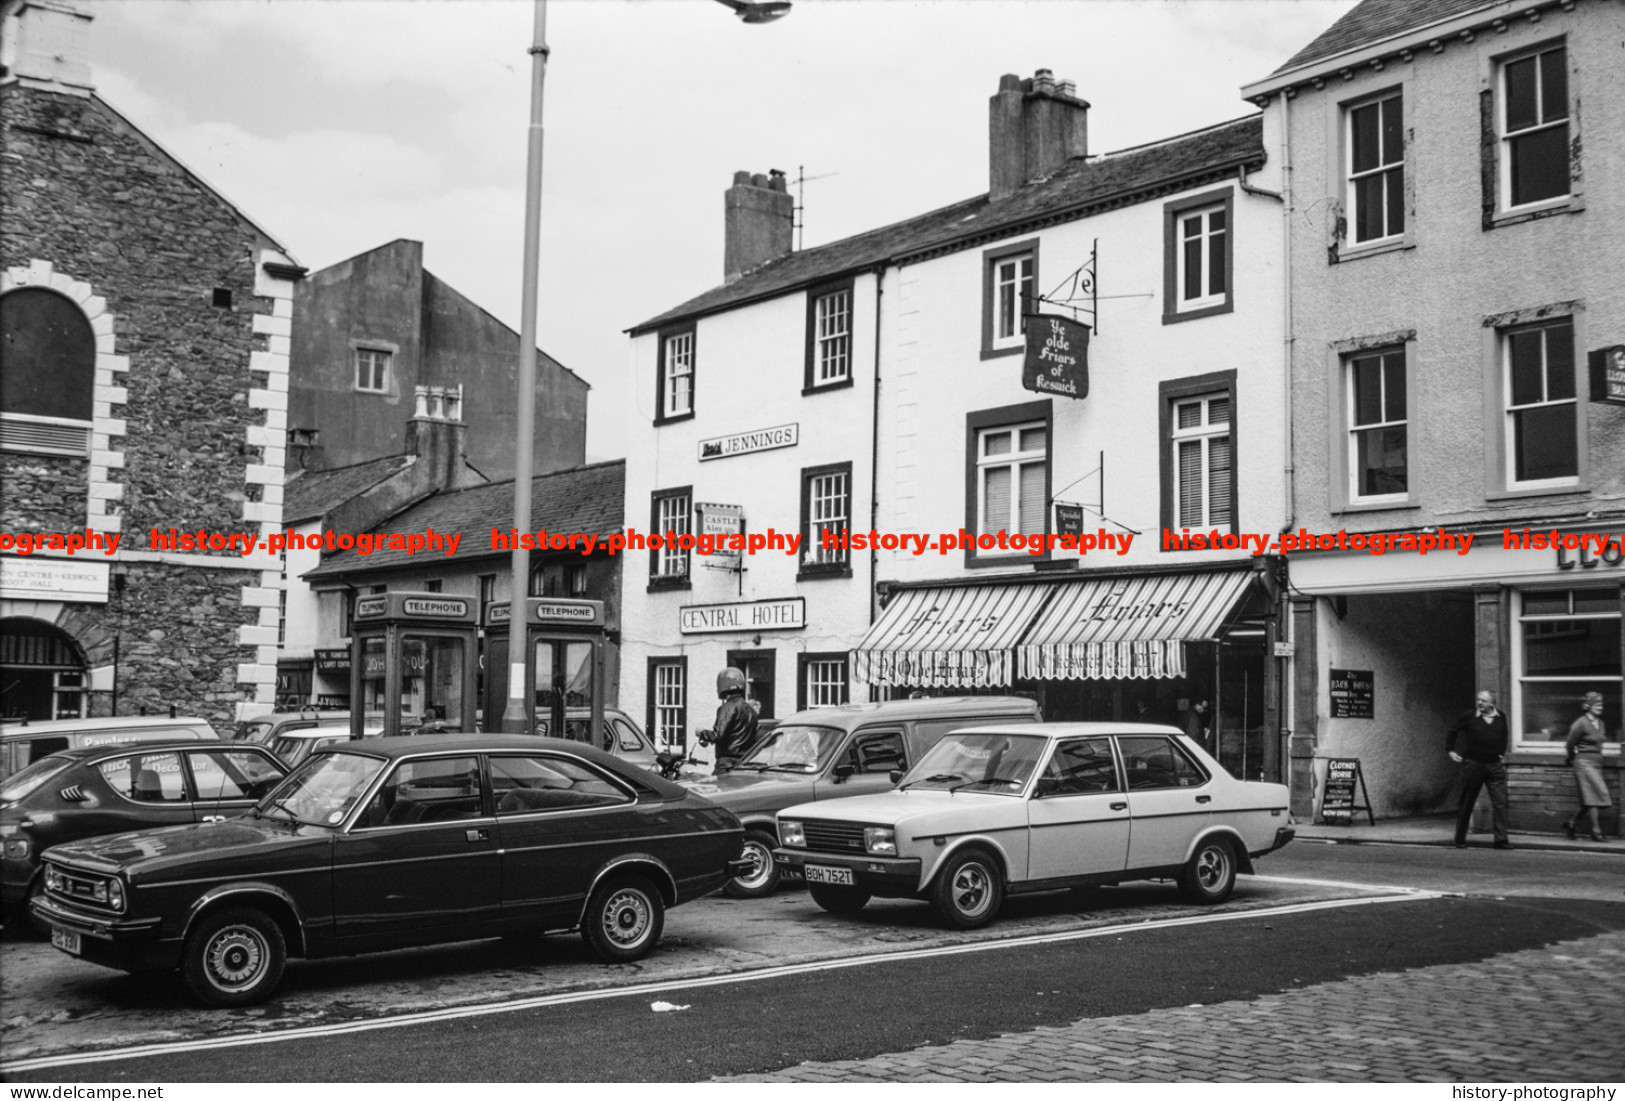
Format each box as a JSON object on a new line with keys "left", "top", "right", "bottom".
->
{"left": 1562, "top": 692, "right": 1612, "bottom": 842}
{"left": 1446, "top": 689, "right": 1513, "bottom": 849}
{"left": 1184, "top": 699, "right": 1212, "bottom": 752}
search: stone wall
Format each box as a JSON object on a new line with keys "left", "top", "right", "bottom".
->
{"left": 1507, "top": 758, "right": 1622, "bottom": 837}
{"left": 0, "top": 454, "right": 87, "bottom": 531}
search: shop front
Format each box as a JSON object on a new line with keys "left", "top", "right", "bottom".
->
{"left": 1287, "top": 524, "right": 1623, "bottom": 833}
{"left": 852, "top": 562, "right": 1282, "bottom": 780}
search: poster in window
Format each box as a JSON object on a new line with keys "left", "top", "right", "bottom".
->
{"left": 1022, "top": 314, "right": 1089, "bottom": 400}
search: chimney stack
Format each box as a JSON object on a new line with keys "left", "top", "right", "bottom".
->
{"left": 1, "top": 0, "right": 94, "bottom": 95}
{"left": 989, "top": 69, "right": 1089, "bottom": 202}
{"left": 724, "top": 169, "right": 793, "bottom": 283}
{"left": 406, "top": 385, "right": 475, "bottom": 493}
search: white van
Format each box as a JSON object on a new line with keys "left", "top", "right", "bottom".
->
{"left": 0, "top": 716, "right": 218, "bottom": 781}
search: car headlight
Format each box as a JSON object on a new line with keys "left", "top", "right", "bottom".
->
{"left": 44, "top": 865, "right": 62, "bottom": 892}
{"left": 780, "top": 820, "right": 805, "bottom": 847}
{"left": 108, "top": 879, "right": 126, "bottom": 912}
{"left": 864, "top": 827, "right": 897, "bottom": 856}
{"left": 3, "top": 838, "right": 29, "bottom": 860}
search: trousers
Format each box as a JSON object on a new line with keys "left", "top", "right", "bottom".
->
{"left": 1455, "top": 758, "right": 1509, "bottom": 844}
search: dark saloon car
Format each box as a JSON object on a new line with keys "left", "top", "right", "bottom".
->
{"left": 32, "top": 735, "right": 748, "bottom": 1007}
{"left": 2, "top": 742, "right": 287, "bottom": 928}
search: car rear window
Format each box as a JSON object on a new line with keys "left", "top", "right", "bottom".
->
{"left": 0, "top": 757, "right": 73, "bottom": 803}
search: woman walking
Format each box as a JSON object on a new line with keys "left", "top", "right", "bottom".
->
{"left": 1563, "top": 692, "right": 1612, "bottom": 842}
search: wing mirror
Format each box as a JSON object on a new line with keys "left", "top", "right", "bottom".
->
{"left": 1032, "top": 777, "right": 1059, "bottom": 797}
{"left": 888, "top": 769, "right": 904, "bottom": 785}
{"left": 832, "top": 764, "right": 854, "bottom": 783}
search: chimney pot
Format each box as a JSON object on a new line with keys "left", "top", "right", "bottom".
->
{"left": 989, "top": 68, "right": 1089, "bottom": 201}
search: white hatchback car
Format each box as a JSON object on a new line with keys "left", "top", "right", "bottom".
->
{"left": 773, "top": 723, "right": 1294, "bottom": 929}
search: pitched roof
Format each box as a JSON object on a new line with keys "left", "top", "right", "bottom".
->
{"left": 283, "top": 455, "right": 413, "bottom": 524}
{"left": 630, "top": 115, "right": 1265, "bottom": 335}
{"left": 302, "top": 459, "right": 625, "bottom": 578}
{"left": 1273, "top": 0, "right": 1495, "bottom": 73}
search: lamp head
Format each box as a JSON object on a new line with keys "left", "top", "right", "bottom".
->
{"left": 714, "top": 0, "right": 792, "bottom": 23}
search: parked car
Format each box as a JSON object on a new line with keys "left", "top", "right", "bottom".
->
{"left": 1, "top": 741, "right": 287, "bottom": 929}
{"left": 538, "top": 707, "right": 659, "bottom": 772}
{"left": 680, "top": 696, "right": 1041, "bottom": 899}
{"left": 32, "top": 735, "right": 749, "bottom": 1007}
{"left": 232, "top": 709, "right": 359, "bottom": 745}
{"left": 1, "top": 716, "right": 218, "bottom": 783}
{"left": 773, "top": 723, "right": 1294, "bottom": 929}
{"left": 267, "top": 725, "right": 384, "bottom": 768}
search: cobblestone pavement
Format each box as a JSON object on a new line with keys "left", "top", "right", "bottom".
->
{"left": 715, "top": 930, "right": 1625, "bottom": 1083}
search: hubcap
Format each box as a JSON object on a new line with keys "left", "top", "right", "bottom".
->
{"left": 951, "top": 861, "right": 993, "bottom": 917}
{"left": 1196, "top": 847, "right": 1229, "bottom": 891}
{"left": 737, "top": 841, "right": 772, "bottom": 888}
{"left": 205, "top": 927, "right": 267, "bottom": 991}
{"left": 602, "top": 888, "right": 651, "bottom": 947}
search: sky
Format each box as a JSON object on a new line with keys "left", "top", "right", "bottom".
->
{"left": 88, "top": 0, "right": 1358, "bottom": 463}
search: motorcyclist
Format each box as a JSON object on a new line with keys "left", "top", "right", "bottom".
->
{"left": 702, "top": 667, "right": 759, "bottom": 773}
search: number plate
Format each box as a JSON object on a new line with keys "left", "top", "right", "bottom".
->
{"left": 50, "top": 927, "right": 81, "bottom": 956}
{"left": 803, "top": 864, "right": 853, "bottom": 886}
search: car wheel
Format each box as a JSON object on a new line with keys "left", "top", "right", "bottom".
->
{"left": 1177, "top": 837, "right": 1237, "bottom": 905}
{"left": 723, "top": 829, "right": 781, "bottom": 899}
{"left": 581, "top": 874, "right": 664, "bottom": 963}
{"left": 930, "top": 847, "right": 1004, "bottom": 930}
{"left": 807, "top": 883, "right": 871, "bottom": 914}
{"left": 181, "top": 907, "right": 286, "bottom": 1007}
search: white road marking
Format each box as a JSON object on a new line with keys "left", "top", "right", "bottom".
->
{"left": 1, "top": 889, "right": 1439, "bottom": 1074}
{"left": 1248, "top": 872, "right": 1454, "bottom": 895}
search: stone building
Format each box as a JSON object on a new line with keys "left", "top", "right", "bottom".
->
{"left": 1242, "top": 0, "right": 1625, "bottom": 830}
{"left": 0, "top": 0, "right": 301, "bottom": 728}
{"left": 287, "top": 238, "right": 590, "bottom": 481}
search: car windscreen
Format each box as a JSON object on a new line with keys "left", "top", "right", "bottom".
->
{"left": 0, "top": 756, "right": 73, "bottom": 804}
{"left": 256, "top": 750, "right": 386, "bottom": 827}
{"left": 732, "top": 724, "right": 847, "bottom": 773}
{"left": 234, "top": 720, "right": 276, "bottom": 743}
{"left": 899, "top": 732, "right": 1048, "bottom": 794}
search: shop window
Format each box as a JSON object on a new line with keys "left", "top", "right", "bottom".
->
{"left": 1162, "top": 189, "right": 1233, "bottom": 322}
{"left": 647, "top": 657, "right": 688, "bottom": 749}
{"left": 655, "top": 326, "right": 695, "bottom": 424}
{"left": 1514, "top": 588, "right": 1621, "bottom": 748}
{"left": 981, "top": 239, "right": 1038, "bottom": 358}
{"left": 1496, "top": 42, "right": 1570, "bottom": 213}
{"left": 800, "top": 461, "right": 852, "bottom": 578}
{"left": 0, "top": 287, "right": 95, "bottom": 456}
{"left": 798, "top": 653, "right": 849, "bottom": 710}
{"left": 805, "top": 280, "right": 853, "bottom": 391}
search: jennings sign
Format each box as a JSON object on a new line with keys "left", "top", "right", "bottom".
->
{"left": 1022, "top": 315, "right": 1089, "bottom": 400}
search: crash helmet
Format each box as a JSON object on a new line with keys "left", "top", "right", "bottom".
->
{"left": 717, "top": 667, "right": 746, "bottom": 697}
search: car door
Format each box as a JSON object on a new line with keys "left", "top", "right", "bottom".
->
{"left": 490, "top": 751, "right": 643, "bottom": 928}
{"left": 182, "top": 747, "right": 286, "bottom": 823}
{"left": 811, "top": 728, "right": 907, "bottom": 800}
{"left": 1117, "top": 734, "right": 1213, "bottom": 871}
{"left": 1025, "top": 736, "right": 1131, "bottom": 882}
{"left": 331, "top": 753, "right": 502, "bottom": 945}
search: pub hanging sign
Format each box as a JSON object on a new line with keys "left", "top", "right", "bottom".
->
{"left": 1590, "top": 346, "right": 1625, "bottom": 407}
{"left": 1022, "top": 314, "right": 1089, "bottom": 400}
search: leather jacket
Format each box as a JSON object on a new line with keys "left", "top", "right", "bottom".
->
{"left": 710, "top": 695, "right": 760, "bottom": 763}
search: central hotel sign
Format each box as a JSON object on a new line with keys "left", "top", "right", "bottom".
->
{"left": 679, "top": 597, "right": 806, "bottom": 634}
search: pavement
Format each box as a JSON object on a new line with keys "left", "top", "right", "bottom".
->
{"left": 1292, "top": 812, "right": 1623, "bottom": 855}
{"left": 715, "top": 928, "right": 1625, "bottom": 1083}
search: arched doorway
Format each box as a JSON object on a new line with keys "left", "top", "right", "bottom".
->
{"left": 0, "top": 618, "right": 88, "bottom": 720}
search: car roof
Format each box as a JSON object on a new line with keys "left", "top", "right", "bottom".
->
{"left": 316, "top": 734, "right": 692, "bottom": 798}
{"left": 1, "top": 716, "right": 213, "bottom": 737}
{"left": 41, "top": 739, "right": 277, "bottom": 764}
{"left": 947, "top": 722, "right": 1188, "bottom": 739}
{"left": 242, "top": 710, "right": 353, "bottom": 722}
{"left": 774, "top": 696, "right": 1039, "bottom": 729}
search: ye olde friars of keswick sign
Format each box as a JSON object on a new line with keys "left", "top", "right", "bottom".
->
{"left": 1023, "top": 314, "right": 1090, "bottom": 399}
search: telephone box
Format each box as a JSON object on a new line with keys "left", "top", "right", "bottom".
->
{"left": 482, "top": 597, "right": 606, "bottom": 743}
{"left": 349, "top": 591, "right": 479, "bottom": 738}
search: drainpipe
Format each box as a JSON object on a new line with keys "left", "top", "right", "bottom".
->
{"left": 867, "top": 265, "right": 886, "bottom": 702}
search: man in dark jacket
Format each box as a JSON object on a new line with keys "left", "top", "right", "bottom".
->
{"left": 704, "top": 667, "right": 759, "bottom": 773}
{"left": 1447, "top": 689, "right": 1512, "bottom": 849}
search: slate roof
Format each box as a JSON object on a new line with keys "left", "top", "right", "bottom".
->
{"left": 1273, "top": 0, "right": 1496, "bottom": 73}
{"left": 629, "top": 115, "right": 1265, "bottom": 335}
{"left": 283, "top": 455, "right": 413, "bottom": 525}
{"left": 302, "top": 459, "right": 625, "bottom": 578}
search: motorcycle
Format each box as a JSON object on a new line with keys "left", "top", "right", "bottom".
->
{"left": 654, "top": 728, "right": 735, "bottom": 781}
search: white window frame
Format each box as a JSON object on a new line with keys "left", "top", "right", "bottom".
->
{"left": 1171, "top": 395, "right": 1232, "bottom": 528}
{"left": 662, "top": 331, "right": 694, "bottom": 419}
{"left": 991, "top": 253, "right": 1034, "bottom": 351}
{"left": 803, "top": 658, "right": 848, "bottom": 709}
{"left": 976, "top": 420, "right": 1048, "bottom": 538}
{"left": 1345, "top": 91, "right": 1405, "bottom": 247}
{"left": 1175, "top": 205, "right": 1227, "bottom": 312}
{"left": 813, "top": 289, "right": 851, "bottom": 386}
{"left": 1502, "top": 318, "right": 1578, "bottom": 491}
{"left": 1511, "top": 588, "right": 1622, "bottom": 750}
{"left": 1497, "top": 42, "right": 1570, "bottom": 214}
{"left": 1346, "top": 348, "right": 1408, "bottom": 505}
{"left": 354, "top": 348, "right": 391, "bottom": 394}
{"left": 654, "top": 492, "right": 690, "bottom": 579}
{"left": 807, "top": 469, "right": 849, "bottom": 567}
{"left": 652, "top": 663, "right": 686, "bottom": 749}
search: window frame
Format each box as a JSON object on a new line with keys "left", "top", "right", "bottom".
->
{"left": 0, "top": 286, "right": 96, "bottom": 456}
{"left": 1496, "top": 40, "right": 1571, "bottom": 216}
{"left": 654, "top": 324, "right": 696, "bottom": 425}
{"left": 804, "top": 278, "right": 856, "bottom": 393}
{"left": 964, "top": 400, "right": 1052, "bottom": 569}
{"left": 646, "top": 656, "right": 689, "bottom": 751}
{"left": 353, "top": 346, "right": 393, "bottom": 394}
{"left": 1483, "top": 309, "right": 1586, "bottom": 499}
{"left": 980, "top": 239, "right": 1040, "bottom": 360}
{"left": 1161, "top": 188, "right": 1235, "bottom": 323}
{"left": 1158, "top": 372, "right": 1238, "bottom": 538}
{"left": 1510, "top": 587, "right": 1622, "bottom": 751}
{"left": 648, "top": 485, "right": 693, "bottom": 591}
{"left": 799, "top": 460, "right": 854, "bottom": 580}
{"left": 1328, "top": 336, "right": 1419, "bottom": 511}
{"left": 1344, "top": 90, "right": 1406, "bottom": 249}
{"left": 797, "top": 652, "right": 850, "bottom": 711}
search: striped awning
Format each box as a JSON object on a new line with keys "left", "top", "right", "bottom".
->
{"left": 851, "top": 583, "right": 1052, "bottom": 688}
{"left": 1018, "top": 569, "right": 1256, "bottom": 681}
